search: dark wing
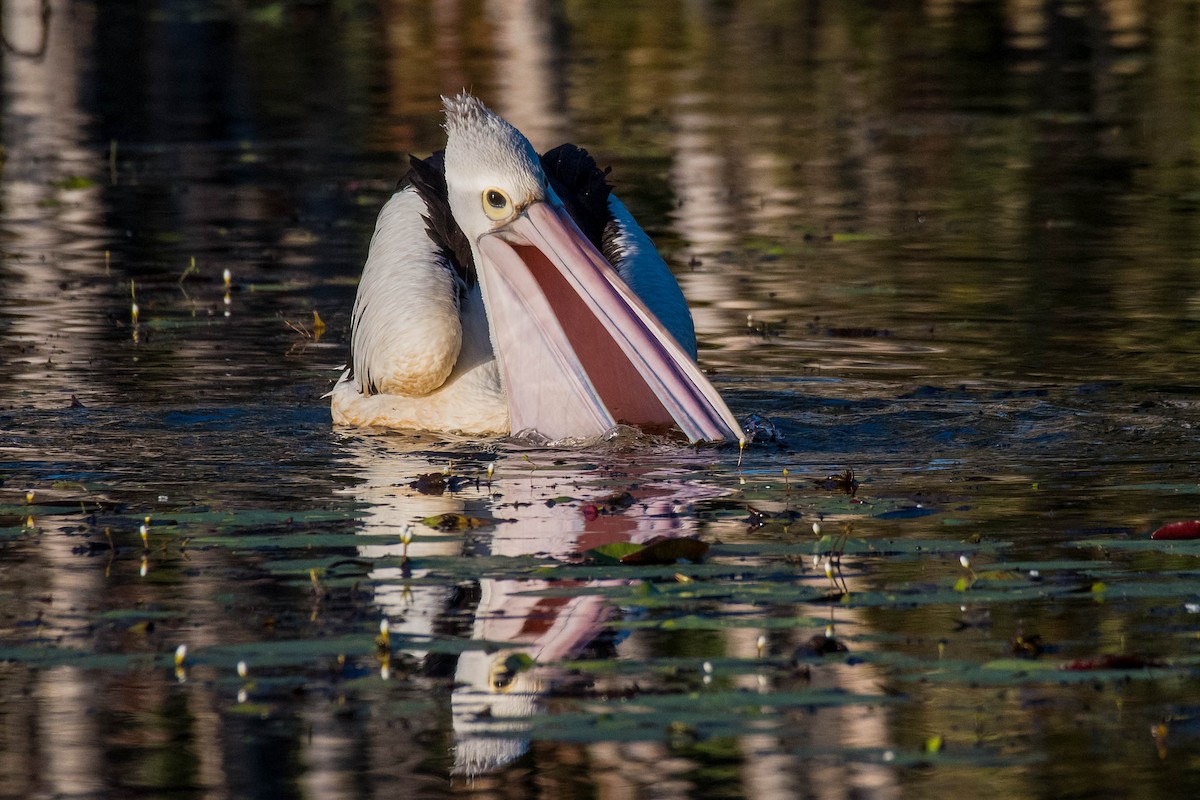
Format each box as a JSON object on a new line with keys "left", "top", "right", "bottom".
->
{"left": 540, "top": 144, "right": 615, "bottom": 256}
{"left": 404, "top": 151, "right": 476, "bottom": 296}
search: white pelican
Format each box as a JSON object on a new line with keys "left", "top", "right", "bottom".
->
{"left": 330, "top": 93, "right": 743, "bottom": 444}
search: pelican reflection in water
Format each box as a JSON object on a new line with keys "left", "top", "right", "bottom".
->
{"left": 330, "top": 93, "right": 743, "bottom": 444}
{"left": 344, "top": 441, "right": 721, "bottom": 776}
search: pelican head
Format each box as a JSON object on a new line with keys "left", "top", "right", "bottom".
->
{"left": 435, "top": 93, "right": 743, "bottom": 444}
{"left": 442, "top": 94, "right": 547, "bottom": 241}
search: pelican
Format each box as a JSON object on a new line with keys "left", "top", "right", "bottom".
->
{"left": 330, "top": 94, "right": 743, "bottom": 444}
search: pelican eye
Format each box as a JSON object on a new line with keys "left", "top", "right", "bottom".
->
{"left": 482, "top": 188, "right": 512, "bottom": 221}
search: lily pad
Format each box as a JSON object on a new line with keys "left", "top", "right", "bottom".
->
{"left": 585, "top": 542, "right": 645, "bottom": 565}
{"left": 1151, "top": 521, "right": 1200, "bottom": 540}
{"left": 420, "top": 512, "right": 508, "bottom": 530}
{"left": 582, "top": 536, "right": 712, "bottom": 567}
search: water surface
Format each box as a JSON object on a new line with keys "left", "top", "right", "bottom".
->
{"left": 3, "top": 2, "right": 1200, "bottom": 798}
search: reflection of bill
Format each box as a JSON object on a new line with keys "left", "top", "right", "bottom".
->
{"left": 339, "top": 433, "right": 721, "bottom": 776}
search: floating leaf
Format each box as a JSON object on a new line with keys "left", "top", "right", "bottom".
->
{"left": 876, "top": 506, "right": 938, "bottom": 520}
{"left": 1151, "top": 520, "right": 1200, "bottom": 540}
{"left": 51, "top": 175, "right": 96, "bottom": 190}
{"left": 420, "top": 512, "right": 503, "bottom": 531}
{"left": 620, "top": 536, "right": 709, "bottom": 566}
{"left": 584, "top": 542, "right": 645, "bottom": 565}
{"left": 1071, "top": 537, "right": 1200, "bottom": 555}
{"left": 582, "top": 537, "right": 710, "bottom": 567}
{"left": 979, "top": 658, "right": 1060, "bottom": 674}
{"left": 972, "top": 569, "right": 1027, "bottom": 583}
{"left": 1061, "top": 654, "right": 1167, "bottom": 671}
{"left": 226, "top": 702, "right": 273, "bottom": 717}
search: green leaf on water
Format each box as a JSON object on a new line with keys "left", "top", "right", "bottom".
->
{"left": 973, "top": 569, "right": 1028, "bottom": 583}
{"left": 170, "top": 508, "right": 363, "bottom": 530}
{"left": 1072, "top": 537, "right": 1200, "bottom": 554}
{"left": 98, "top": 609, "right": 181, "bottom": 621}
{"left": 204, "top": 533, "right": 396, "bottom": 550}
{"left": 830, "top": 232, "right": 883, "bottom": 242}
{"left": 981, "top": 658, "right": 1060, "bottom": 672}
{"left": 420, "top": 512, "right": 503, "bottom": 531}
{"left": 0, "top": 645, "right": 155, "bottom": 671}
{"left": 51, "top": 175, "right": 96, "bottom": 190}
{"left": 226, "top": 702, "right": 273, "bottom": 717}
{"left": 0, "top": 526, "right": 27, "bottom": 540}
{"left": 0, "top": 503, "right": 82, "bottom": 517}
{"left": 585, "top": 542, "right": 645, "bottom": 565}
{"left": 619, "top": 536, "right": 709, "bottom": 565}
{"left": 620, "top": 613, "right": 833, "bottom": 632}
{"left": 580, "top": 537, "right": 710, "bottom": 567}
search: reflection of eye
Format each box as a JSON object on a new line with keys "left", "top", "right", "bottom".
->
{"left": 482, "top": 188, "right": 512, "bottom": 221}
{"left": 489, "top": 662, "right": 515, "bottom": 692}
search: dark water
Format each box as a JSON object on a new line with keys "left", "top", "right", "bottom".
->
{"left": 3, "top": 2, "right": 1200, "bottom": 798}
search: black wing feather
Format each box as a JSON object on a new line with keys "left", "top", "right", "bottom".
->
{"left": 540, "top": 143, "right": 613, "bottom": 252}
{"left": 404, "top": 151, "right": 476, "bottom": 294}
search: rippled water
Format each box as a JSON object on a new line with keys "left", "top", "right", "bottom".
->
{"left": 4, "top": 2, "right": 1200, "bottom": 798}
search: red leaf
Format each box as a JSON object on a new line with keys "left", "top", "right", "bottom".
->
{"left": 1061, "top": 654, "right": 1166, "bottom": 671}
{"left": 1150, "top": 520, "right": 1200, "bottom": 540}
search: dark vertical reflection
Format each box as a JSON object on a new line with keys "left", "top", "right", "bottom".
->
{"left": 1016, "top": 2, "right": 1140, "bottom": 379}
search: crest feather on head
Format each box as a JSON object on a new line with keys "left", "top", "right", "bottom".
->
{"left": 441, "top": 93, "right": 544, "bottom": 186}
{"left": 441, "top": 93, "right": 509, "bottom": 136}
